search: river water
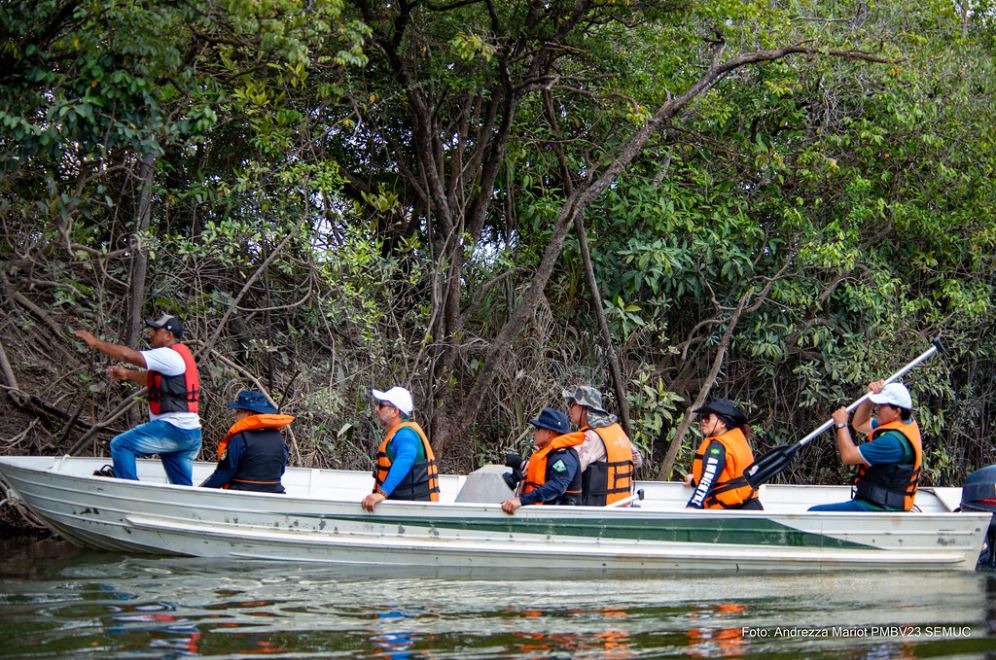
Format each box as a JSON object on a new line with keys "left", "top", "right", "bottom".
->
{"left": 1, "top": 535, "right": 994, "bottom": 659}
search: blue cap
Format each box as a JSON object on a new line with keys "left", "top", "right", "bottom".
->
{"left": 529, "top": 407, "right": 570, "bottom": 434}
{"left": 226, "top": 390, "right": 277, "bottom": 414}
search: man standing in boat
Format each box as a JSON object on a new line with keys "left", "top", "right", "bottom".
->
{"left": 809, "top": 381, "right": 922, "bottom": 512}
{"left": 563, "top": 386, "right": 642, "bottom": 506}
{"left": 684, "top": 399, "right": 763, "bottom": 509}
{"left": 501, "top": 407, "right": 584, "bottom": 513}
{"left": 200, "top": 390, "right": 293, "bottom": 493}
{"left": 74, "top": 314, "right": 202, "bottom": 485}
{"left": 362, "top": 386, "right": 439, "bottom": 511}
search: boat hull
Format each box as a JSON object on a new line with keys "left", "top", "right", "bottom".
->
{"left": 0, "top": 456, "right": 989, "bottom": 573}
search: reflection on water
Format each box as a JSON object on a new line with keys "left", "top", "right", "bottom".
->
{"left": 0, "top": 536, "right": 994, "bottom": 658}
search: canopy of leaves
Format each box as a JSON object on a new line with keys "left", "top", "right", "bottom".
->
{"left": 0, "top": 0, "right": 992, "bottom": 488}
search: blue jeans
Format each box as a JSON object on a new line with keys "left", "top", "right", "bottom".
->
{"left": 110, "top": 419, "right": 202, "bottom": 485}
{"left": 808, "top": 499, "right": 888, "bottom": 512}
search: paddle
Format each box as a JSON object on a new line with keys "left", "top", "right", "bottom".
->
{"left": 741, "top": 338, "right": 943, "bottom": 489}
{"left": 608, "top": 488, "right": 645, "bottom": 508}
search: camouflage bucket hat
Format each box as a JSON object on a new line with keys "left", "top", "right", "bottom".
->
{"left": 562, "top": 386, "right": 607, "bottom": 413}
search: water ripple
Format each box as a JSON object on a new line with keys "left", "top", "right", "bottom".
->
{"left": 0, "top": 537, "right": 993, "bottom": 658}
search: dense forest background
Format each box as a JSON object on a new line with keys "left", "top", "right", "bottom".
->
{"left": 1, "top": 0, "right": 993, "bottom": 494}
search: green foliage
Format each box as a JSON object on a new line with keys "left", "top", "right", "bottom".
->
{"left": 0, "top": 0, "right": 992, "bottom": 483}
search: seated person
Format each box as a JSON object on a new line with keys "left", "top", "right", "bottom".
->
{"left": 563, "top": 385, "right": 642, "bottom": 505}
{"left": 362, "top": 386, "right": 439, "bottom": 512}
{"left": 501, "top": 408, "right": 584, "bottom": 514}
{"left": 684, "top": 399, "right": 763, "bottom": 510}
{"left": 809, "top": 381, "right": 922, "bottom": 512}
{"left": 200, "top": 390, "right": 293, "bottom": 493}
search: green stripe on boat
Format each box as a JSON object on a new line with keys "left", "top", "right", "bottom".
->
{"left": 296, "top": 514, "right": 873, "bottom": 550}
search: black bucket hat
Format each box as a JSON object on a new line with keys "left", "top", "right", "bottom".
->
{"left": 693, "top": 398, "right": 748, "bottom": 427}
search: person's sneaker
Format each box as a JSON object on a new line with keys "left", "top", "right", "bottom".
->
{"left": 92, "top": 465, "right": 115, "bottom": 477}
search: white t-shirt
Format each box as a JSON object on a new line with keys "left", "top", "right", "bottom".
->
{"left": 142, "top": 347, "right": 201, "bottom": 430}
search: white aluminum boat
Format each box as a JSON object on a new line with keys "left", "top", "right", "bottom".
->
{"left": 0, "top": 456, "right": 988, "bottom": 573}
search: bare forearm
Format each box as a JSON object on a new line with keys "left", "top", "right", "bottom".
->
{"left": 851, "top": 400, "right": 873, "bottom": 434}
{"left": 95, "top": 338, "right": 145, "bottom": 366}
{"left": 835, "top": 428, "right": 867, "bottom": 465}
{"left": 119, "top": 368, "right": 148, "bottom": 386}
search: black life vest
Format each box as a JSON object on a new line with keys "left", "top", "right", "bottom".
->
{"left": 147, "top": 343, "right": 200, "bottom": 414}
{"left": 853, "top": 419, "right": 923, "bottom": 511}
{"left": 228, "top": 428, "right": 288, "bottom": 494}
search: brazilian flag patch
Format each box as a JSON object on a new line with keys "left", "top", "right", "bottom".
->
{"left": 709, "top": 447, "right": 721, "bottom": 455}
{"left": 551, "top": 459, "right": 567, "bottom": 473}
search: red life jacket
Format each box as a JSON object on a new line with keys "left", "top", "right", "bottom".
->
{"left": 147, "top": 343, "right": 200, "bottom": 414}
{"left": 854, "top": 419, "right": 923, "bottom": 511}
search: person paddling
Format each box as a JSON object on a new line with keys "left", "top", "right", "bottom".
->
{"left": 684, "top": 399, "right": 762, "bottom": 510}
{"left": 75, "top": 314, "right": 202, "bottom": 485}
{"left": 809, "top": 381, "right": 923, "bottom": 512}
{"left": 200, "top": 390, "right": 293, "bottom": 493}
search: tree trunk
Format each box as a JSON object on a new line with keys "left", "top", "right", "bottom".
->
{"left": 127, "top": 153, "right": 156, "bottom": 348}
{"left": 541, "top": 89, "right": 632, "bottom": 434}
{"left": 656, "top": 293, "right": 749, "bottom": 480}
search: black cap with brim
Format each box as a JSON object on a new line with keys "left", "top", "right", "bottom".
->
{"left": 693, "top": 398, "right": 748, "bottom": 427}
{"left": 145, "top": 314, "right": 184, "bottom": 340}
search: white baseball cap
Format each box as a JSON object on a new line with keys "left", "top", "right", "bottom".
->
{"left": 869, "top": 382, "right": 913, "bottom": 409}
{"left": 371, "top": 386, "right": 414, "bottom": 415}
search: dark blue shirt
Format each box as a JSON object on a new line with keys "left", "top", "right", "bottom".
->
{"left": 200, "top": 433, "right": 289, "bottom": 489}
{"left": 519, "top": 449, "right": 581, "bottom": 506}
{"left": 687, "top": 440, "right": 726, "bottom": 509}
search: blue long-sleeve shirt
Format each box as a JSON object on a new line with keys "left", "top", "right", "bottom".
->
{"left": 380, "top": 427, "right": 422, "bottom": 497}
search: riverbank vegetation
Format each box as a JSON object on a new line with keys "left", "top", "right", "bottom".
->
{"left": 1, "top": 0, "right": 993, "bottom": 492}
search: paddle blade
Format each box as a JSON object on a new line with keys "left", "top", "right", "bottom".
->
{"left": 743, "top": 443, "right": 802, "bottom": 489}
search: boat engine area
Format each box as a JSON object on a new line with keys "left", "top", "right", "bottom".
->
{"left": 960, "top": 465, "right": 996, "bottom": 567}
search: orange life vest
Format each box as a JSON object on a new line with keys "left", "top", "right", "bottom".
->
{"left": 147, "top": 343, "right": 200, "bottom": 414}
{"left": 522, "top": 431, "right": 585, "bottom": 504}
{"left": 217, "top": 414, "right": 295, "bottom": 461}
{"left": 373, "top": 421, "right": 439, "bottom": 502}
{"left": 854, "top": 419, "right": 922, "bottom": 511}
{"left": 580, "top": 423, "right": 634, "bottom": 506}
{"left": 690, "top": 427, "right": 758, "bottom": 509}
